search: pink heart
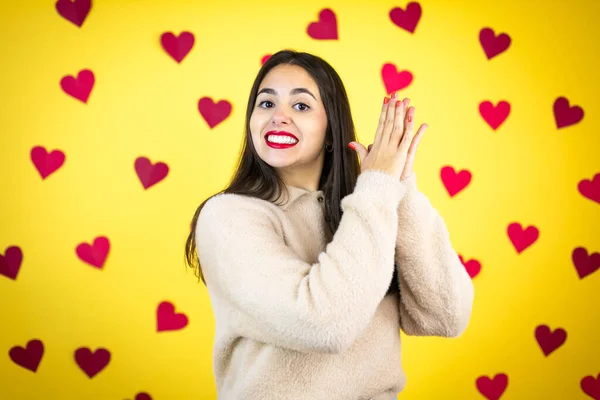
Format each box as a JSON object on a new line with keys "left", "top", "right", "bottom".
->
{"left": 554, "top": 97, "right": 584, "bottom": 129}
{"left": 0, "top": 246, "right": 23, "bottom": 280}
{"left": 198, "top": 97, "right": 232, "bottom": 129}
{"left": 440, "top": 166, "right": 472, "bottom": 197}
{"left": 134, "top": 157, "right": 169, "bottom": 189}
{"left": 459, "top": 254, "right": 481, "bottom": 278}
{"left": 479, "top": 28, "right": 511, "bottom": 60}
{"left": 572, "top": 247, "right": 600, "bottom": 280}
{"left": 581, "top": 374, "right": 600, "bottom": 400}
{"left": 476, "top": 373, "right": 508, "bottom": 400}
{"left": 389, "top": 2, "right": 422, "bottom": 33}
{"left": 306, "top": 9, "right": 338, "bottom": 40}
{"left": 74, "top": 347, "right": 110, "bottom": 378}
{"left": 479, "top": 101, "right": 511, "bottom": 130}
{"left": 578, "top": 173, "right": 600, "bottom": 204}
{"left": 507, "top": 222, "right": 539, "bottom": 254}
{"left": 261, "top": 54, "right": 271, "bottom": 65}
{"left": 60, "top": 69, "right": 95, "bottom": 103}
{"left": 76, "top": 236, "right": 110, "bottom": 269}
{"left": 160, "top": 31, "right": 194, "bottom": 63}
{"left": 55, "top": 0, "right": 91, "bottom": 28}
{"left": 381, "top": 63, "right": 413, "bottom": 94}
{"left": 9, "top": 339, "right": 44, "bottom": 372}
{"left": 535, "top": 325, "right": 567, "bottom": 356}
{"left": 31, "top": 146, "right": 66, "bottom": 179}
{"left": 157, "top": 301, "right": 189, "bottom": 332}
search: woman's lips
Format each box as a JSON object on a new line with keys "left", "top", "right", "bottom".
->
{"left": 265, "top": 131, "right": 299, "bottom": 149}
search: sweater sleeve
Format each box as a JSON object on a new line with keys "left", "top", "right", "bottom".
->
{"left": 394, "top": 172, "right": 474, "bottom": 337}
{"left": 195, "top": 170, "right": 409, "bottom": 354}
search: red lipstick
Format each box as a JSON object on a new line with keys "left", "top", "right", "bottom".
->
{"left": 265, "top": 131, "right": 299, "bottom": 149}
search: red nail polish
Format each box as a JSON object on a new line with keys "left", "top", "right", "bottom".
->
{"left": 396, "top": 101, "right": 401, "bottom": 108}
{"left": 348, "top": 142, "right": 356, "bottom": 150}
{"left": 384, "top": 97, "right": 389, "bottom": 104}
{"left": 408, "top": 115, "right": 412, "bottom": 122}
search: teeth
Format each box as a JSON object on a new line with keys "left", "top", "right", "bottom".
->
{"left": 267, "top": 135, "right": 298, "bottom": 144}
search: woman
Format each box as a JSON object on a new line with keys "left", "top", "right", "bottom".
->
{"left": 184, "top": 49, "right": 474, "bottom": 400}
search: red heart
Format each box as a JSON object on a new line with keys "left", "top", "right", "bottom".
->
{"left": 581, "top": 374, "right": 600, "bottom": 400}
{"left": 157, "top": 301, "right": 189, "bottom": 332}
{"left": 507, "top": 222, "right": 539, "bottom": 254}
{"left": 160, "top": 31, "right": 194, "bottom": 63}
{"left": 389, "top": 2, "right": 422, "bottom": 33}
{"left": 479, "top": 28, "right": 511, "bottom": 60}
{"left": 55, "top": 0, "right": 91, "bottom": 28}
{"left": 60, "top": 69, "right": 95, "bottom": 103}
{"left": 476, "top": 373, "right": 508, "bottom": 400}
{"left": 306, "top": 9, "right": 338, "bottom": 40}
{"left": 381, "top": 64, "right": 413, "bottom": 94}
{"left": 440, "top": 166, "right": 472, "bottom": 197}
{"left": 261, "top": 54, "right": 271, "bottom": 65}
{"left": 578, "top": 173, "right": 600, "bottom": 204}
{"left": 554, "top": 97, "right": 584, "bottom": 129}
{"left": 134, "top": 393, "right": 152, "bottom": 400}
{"left": 479, "top": 101, "right": 511, "bottom": 130}
{"left": 74, "top": 347, "right": 110, "bottom": 378}
{"left": 76, "top": 236, "right": 110, "bottom": 269}
{"left": 31, "top": 146, "right": 66, "bottom": 179}
{"left": 535, "top": 324, "right": 567, "bottom": 356}
{"left": 0, "top": 246, "right": 23, "bottom": 280}
{"left": 572, "top": 247, "right": 600, "bottom": 280}
{"left": 459, "top": 254, "right": 481, "bottom": 278}
{"left": 9, "top": 339, "right": 44, "bottom": 372}
{"left": 134, "top": 157, "right": 169, "bottom": 189}
{"left": 198, "top": 97, "right": 232, "bottom": 129}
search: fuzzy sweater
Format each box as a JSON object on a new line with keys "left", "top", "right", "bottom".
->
{"left": 195, "top": 169, "right": 474, "bottom": 400}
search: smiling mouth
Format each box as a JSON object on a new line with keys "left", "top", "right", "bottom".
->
{"left": 265, "top": 131, "right": 299, "bottom": 149}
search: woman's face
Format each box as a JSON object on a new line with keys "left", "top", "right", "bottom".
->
{"left": 250, "top": 64, "right": 328, "bottom": 175}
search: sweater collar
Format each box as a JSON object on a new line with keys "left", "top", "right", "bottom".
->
{"left": 278, "top": 184, "right": 324, "bottom": 209}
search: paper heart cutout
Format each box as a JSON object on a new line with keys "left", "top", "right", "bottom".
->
{"left": 459, "top": 254, "right": 481, "bottom": 278}
{"left": 381, "top": 64, "right": 413, "bottom": 94}
{"left": 31, "top": 146, "right": 66, "bottom": 179}
{"left": 55, "top": 0, "right": 91, "bottom": 28}
{"left": 198, "top": 97, "right": 232, "bottom": 129}
{"left": 60, "top": 69, "right": 95, "bottom": 103}
{"left": 134, "top": 157, "right": 169, "bottom": 189}
{"left": 507, "top": 222, "right": 539, "bottom": 254}
{"left": 572, "top": 247, "right": 600, "bottom": 280}
{"left": 160, "top": 31, "right": 194, "bottom": 63}
{"left": 554, "top": 96, "right": 584, "bottom": 129}
{"left": 479, "top": 101, "right": 511, "bottom": 130}
{"left": 9, "top": 339, "right": 44, "bottom": 372}
{"left": 389, "top": 2, "right": 422, "bottom": 33}
{"left": 441, "top": 166, "right": 472, "bottom": 197}
{"left": 135, "top": 393, "right": 152, "bottom": 400}
{"left": 479, "top": 28, "right": 511, "bottom": 60}
{"left": 261, "top": 54, "right": 271, "bottom": 65}
{"left": 476, "top": 373, "right": 508, "bottom": 400}
{"left": 75, "top": 347, "right": 110, "bottom": 378}
{"left": 306, "top": 9, "right": 338, "bottom": 40}
{"left": 157, "top": 301, "right": 189, "bottom": 332}
{"left": 76, "top": 236, "right": 110, "bottom": 269}
{"left": 535, "top": 324, "right": 567, "bottom": 356}
{"left": 0, "top": 246, "right": 23, "bottom": 280}
{"left": 581, "top": 374, "right": 600, "bottom": 400}
{"left": 578, "top": 173, "right": 600, "bottom": 204}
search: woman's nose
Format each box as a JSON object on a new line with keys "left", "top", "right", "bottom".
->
{"left": 271, "top": 106, "right": 291, "bottom": 124}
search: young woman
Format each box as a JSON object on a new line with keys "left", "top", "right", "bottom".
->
{"left": 184, "top": 49, "right": 474, "bottom": 400}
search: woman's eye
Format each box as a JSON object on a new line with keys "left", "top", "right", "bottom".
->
{"left": 258, "top": 100, "right": 274, "bottom": 108}
{"left": 257, "top": 100, "right": 310, "bottom": 111}
{"left": 295, "top": 103, "right": 310, "bottom": 111}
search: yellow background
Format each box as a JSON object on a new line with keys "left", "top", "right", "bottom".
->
{"left": 1, "top": 0, "right": 599, "bottom": 399}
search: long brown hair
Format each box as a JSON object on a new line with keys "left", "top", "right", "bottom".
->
{"left": 184, "top": 49, "right": 361, "bottom": 285}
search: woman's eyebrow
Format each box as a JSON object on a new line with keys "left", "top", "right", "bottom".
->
{"left": 257, "top": 87, "right": 317, "bottom": 101}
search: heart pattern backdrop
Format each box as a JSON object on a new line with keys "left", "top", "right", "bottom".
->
{"left": 1, "top": 0, "right": 599, "bottom": 399}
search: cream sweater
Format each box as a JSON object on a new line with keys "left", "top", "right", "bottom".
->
{"left": 195, "top": 170, "right": 474, "bottom": 400}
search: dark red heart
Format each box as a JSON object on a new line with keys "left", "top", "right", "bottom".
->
{"left": 60, "top": 69, "right": 95, "bottom": 103}
{"left": 381, "top": 63, "right": 413, "bottom": 94}
{"left": 31, "top": 146, "right": 66, "bottom": 179}
{"left": 440, "top": 166, "right": 472, "bottom": 197}
{"left": 306, "top": 9, "right": 338, "bottom": 40}
{"left": 261, "top": 54, "right": 271, "bottom": 65}
{"left": 476, "top": 373, "right": 508, "bottom": 400}
{"left": 0, "top": 246, "right": 23, "bottom": 280}
{"left": 535, "top": 324, "right": 566, "bottom": 356}
{"left": 578, "top": 173, "right": 600, "bottom": 204}
{"left": 459, "top": 254, "right": 481, "bottom": 278}
{"left": 55, "top": 0, "right": 91, "bottom": 28}
{"left": 134, "top": 157, "right": 169, "bottom": 189}
{"left": 198, "top": 97, "right": 232, "bottom": 129}
{"left": 479, "top": 101, "right": 510, "bottom": 130}
{"left": 135, "top": 393, "right": 152, "bottom": 400}
{"left": 554, "top": 97, "right": 584, "bottom": 129}
{"left": 581, "top": 374, "right": 600, "bottom": 400}
{"left": 9, "top": 339, "right": 44, "bottom": 372}
{"left": 572, "top": 247, "right": 600, "bottom": 279}
{"left": 74, "top": 347, "right": 110, "bottom": 378}
{"left": 389, "top": 2, "right": 422, "bottom": 33}
{"left": 507, "top": 222, "right": 539, "bottom": 254}
{"left": 76, "top": 236, "right": 110, "bottom": 269}
{"left": 479, "top": 28, "right": 511, "bottom": 60}
{"left": 160, "top": 31, "right": 194, "bottom": 63}
{"left": 157, "top": 301, "right": 189, "bottom": 332}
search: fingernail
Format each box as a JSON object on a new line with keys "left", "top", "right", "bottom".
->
{"left": 348, "top": 142, "right": 356, "bottom": 150}
{"left": 391, "top": 92, "right": 397, "bottom": 99}
{"left": 396, "top": 101, "right": 401, "bottom": 108}
{"left": 383, "top": 97, "right": 390, "bottom": 104}
{"left": 408, "top": 115, "right": 412, "bottom": 122}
